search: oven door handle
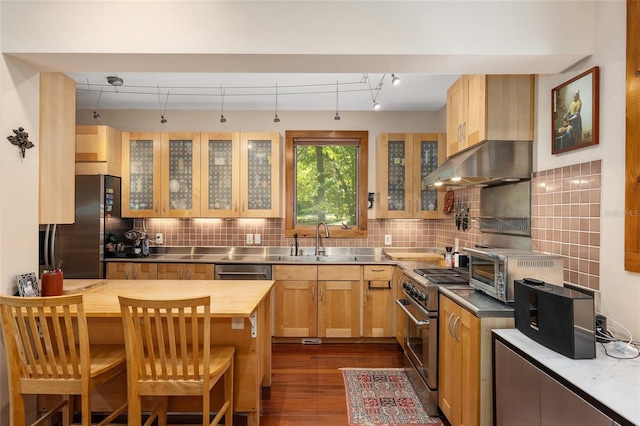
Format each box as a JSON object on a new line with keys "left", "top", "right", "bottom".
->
{"left": 396, "top": 299, "right": 430, "bottom": 327}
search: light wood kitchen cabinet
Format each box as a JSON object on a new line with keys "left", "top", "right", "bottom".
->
{"left": 122, "top": 132, "right": 201, "bottom": 218}
{"left": 107, "top": 262, "right": 158, "bottom": 280}
{"left": 156, "top": 263, "right": 214, "bottom": 280}
{"left": 446, "top": 75, "right": 534, "bottom": 157}
{"left": 376, "top": 133, "right": 445, "bottom": 219}
{"left": 318, "top": 265, "right": 361, "bottom": 338}
{"left": 273, "top": 264, "right": 361, "bottom": 338}
{"left": 625, "top": 0, "right": 640, "bottom": 273}
{"left": 439, "top": 294, "right": 515, "bottom": 426}
{"left": 39, "top": 72, "right": 76, "bottom": 224}
{"left": 200, "top": 132, "right": 282, "bottom": 218}
{"left": 75, "top": 125, "right": 122, "bottom": 176}
{"left": 394, "top": 267, "right": 406, "bottom": 345}
{"left": 495, "top": 340, "right": 615, "bottom": 426}
{"left": 363, "top": 265, "right": 394, "bottom": 337}
{"left": 273, "top": 265, "right": 318, "bottom": 337}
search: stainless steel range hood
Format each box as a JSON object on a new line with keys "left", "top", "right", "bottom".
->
{"left": 423, "top": 140, "right": 533, "bottom": 187}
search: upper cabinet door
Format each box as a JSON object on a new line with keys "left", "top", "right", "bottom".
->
{"left": 411, "top": 133, "right": 446, "bottom": 219}
{"left": 200, "top": 132, "right": 241, "bottom": 218}
{"left": 161, "top": 132, "right": 201, "bottom": 218}
{"left": 39, "top": 72, "right": 76, "bottom": 224}
{"left": 240, "top": 132, "right": 282, "bottom": 218}
{"left": 122, "top": 132, "right": 162, "bottom": 217}
{"left": 376, "top": 133, "right": 413, "bottom": 218}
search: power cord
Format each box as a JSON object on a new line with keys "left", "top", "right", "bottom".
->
{"left": 595, "top": 314, "right": 640, "bottom": 359}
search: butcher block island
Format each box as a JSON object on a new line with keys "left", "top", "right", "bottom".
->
{"left": 41, "top": 279, "right": 274, "bottom": 426}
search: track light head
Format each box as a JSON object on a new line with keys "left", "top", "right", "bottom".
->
{"left": 373, "top": 102, "right": 381, "bottom": 110}
{"left": 334, "top": 112, "right": 341, "bottom": 121}
{"left": 391, "top": 74, "right": 400, "bottom": 85}
{"left": 93, "top": 111, "right": 100, "bottom": 119}
{"left": 107, "top": 76, "right": 123, "bottom": 87}
{"left": 220, "top": 115, "right": 227, "bottom": 123}
{"left": 160, "top": 115, "right": 167, "bottom": 124}
{"left": 273, "top": 114, "right": 280, "bottom": 123}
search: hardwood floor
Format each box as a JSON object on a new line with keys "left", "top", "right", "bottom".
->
{"left": 233, "top": 342, "right": 451, "bottom": 426}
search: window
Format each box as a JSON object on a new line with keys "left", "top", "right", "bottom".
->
{"left": 285, "top": 131, "right": 368, "bottom": 238}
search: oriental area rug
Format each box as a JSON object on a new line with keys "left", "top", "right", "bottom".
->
{"left": 341, "top": 368, "right": 444, "bottom": 426}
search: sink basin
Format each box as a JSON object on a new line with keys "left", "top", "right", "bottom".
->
{"left": 316, "top": 255, "right": 358, "bottom": 262}
{"left": 277, "top": 255, "right": 318, "bottom": 262}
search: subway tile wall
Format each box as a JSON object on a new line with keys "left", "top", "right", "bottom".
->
{"left": 532, "top": 160, "right": 601, "bottom": 290}
{"left": 134, "top": 160, "right": 601, "bottom": 290}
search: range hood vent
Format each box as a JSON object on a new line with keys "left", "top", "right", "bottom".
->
{"left": 423, "top": 140, "right": 533, "bottom": 188}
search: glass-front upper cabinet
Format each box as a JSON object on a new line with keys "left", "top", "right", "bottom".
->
{"left": 240, "top": 132, "right": 282, "bottom": 218}
{"left": 201, "top": 132, "right": 282, "bottom": 218}
{"left": 376, "top": 133, "right": 445, "bottom": 219}
{"left": 161, "top": 132, "right": 201, "bottom": 218}
{"left": 122, "top": 132, "right": 200, "bottom": 218}
{"left": 200, "top": 132, "right": 240, "bottom": 218}
{"left": 122, "top": 132, "right": 161, "bottom": 218}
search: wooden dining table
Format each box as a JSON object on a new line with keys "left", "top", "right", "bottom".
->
{"left": 39, "top": 279, "right": 275, "bottom": 426}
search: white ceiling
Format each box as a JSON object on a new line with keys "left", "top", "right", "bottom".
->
{"left": 68, "top": 72, "right": 461, "bottom": 113}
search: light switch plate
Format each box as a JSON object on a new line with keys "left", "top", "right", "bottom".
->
{"left": 246, "top": 234, "right": 253, "bottom": 245}
{"left": 384, "top": 234, "right": 392, "bottom": 245}
{"left": 254, "top": 234, "right": 261, "bottom": 244}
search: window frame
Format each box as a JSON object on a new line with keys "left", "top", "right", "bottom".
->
{"left": 285, "top": 130, "right": 368, "bottom": 238}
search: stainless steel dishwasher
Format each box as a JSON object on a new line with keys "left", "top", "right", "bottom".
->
{"left": 214, "top": 264, "right": 273, "bottom": 280}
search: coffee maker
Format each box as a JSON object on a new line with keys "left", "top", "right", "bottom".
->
{"left": 124, "top": 230, "right": 149, "bottom": 257}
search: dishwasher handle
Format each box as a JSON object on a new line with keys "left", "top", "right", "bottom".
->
{"left": 217, "top": 271, "right": 270, "bottom": 276}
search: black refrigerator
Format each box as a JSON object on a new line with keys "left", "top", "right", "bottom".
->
{"left": 39, "top": 175, "right": 133, "bottom": 279}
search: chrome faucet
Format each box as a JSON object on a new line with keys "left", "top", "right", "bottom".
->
{"left": 315, "top": 221, "right": 330, "bottom": 256}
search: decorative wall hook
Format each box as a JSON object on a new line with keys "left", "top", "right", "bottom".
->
{"left": 7, "top": 127, "right": 35, "bottom": 158}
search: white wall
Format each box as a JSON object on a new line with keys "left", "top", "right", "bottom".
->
{"left": 535, "top": 1, "right": 639, "bottom": 338}
{"left": 0, "top": 55, "right": 41, "bottom": 424}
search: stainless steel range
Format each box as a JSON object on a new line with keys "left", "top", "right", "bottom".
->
{"left": 396, "top": 267, "right": 469, "bottom": 417}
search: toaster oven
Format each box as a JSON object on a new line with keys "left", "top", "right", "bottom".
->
{"left": 464, "top": 247, "right": 565, "bottom": 303}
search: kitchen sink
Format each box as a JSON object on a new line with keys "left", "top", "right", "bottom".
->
{"left": 276, "top": 255, "right": 378, "bottom": 263}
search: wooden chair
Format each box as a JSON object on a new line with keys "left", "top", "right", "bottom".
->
{"left": 118, "top": 295, "right": 234, "bottom": 426}
{"left": 0, "top": 294, "right": 127, "bottom": 426}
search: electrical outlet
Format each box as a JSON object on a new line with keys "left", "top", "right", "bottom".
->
{"left": 155, "top": 233, "right": 163, "bottom": 244}
{"left": 246, "top": 233, "right": 253, "bottom": 245}
{"left": 231, "top": 318, "right": 244, "bottom": 329}
{"left": 254, "top": 234, "right": 261, "bottom": 244}
{"left": 384, "top": 234, "right": 392, "bottom": 245}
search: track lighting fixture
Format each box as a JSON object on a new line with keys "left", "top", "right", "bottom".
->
{"left": 334, "top": 80, "right": 341, "bottom": 120}
{"left": 391, "top": 74, "right": 400, "bottom": 85}
{"left": 107, "top": 76, "right": 123, "bottom": 87}
{"left": 87, "top": 80, "right": 103, "bottom": 120}
{"left": 93, "top": 111, "right": 101, "bottom": 119}
{"left": 273, "top": 83, "right": 280, "bottom": 123}
{"left": 366, "top": 73, "right": 385, "bottom": 111}
{"left": 373, "top": 101, "right": 381, "bottom": 110}
{"left": 157, "top": 85, "right": 170, "bottom": 124}
{"left": 219, "top": 84, "right": 227, "bottom": 123}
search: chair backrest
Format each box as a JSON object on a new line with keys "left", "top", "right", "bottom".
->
{"left": 118, "top": 296, "right": 211, "bottom": 383}
{"left": 0, "top": 294, "right": 90, "bottom": 382}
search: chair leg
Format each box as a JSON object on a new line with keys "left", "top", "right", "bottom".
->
{"left": 63, "top": 395, "right": 72, "bottom": 426}
{"left": 81, "top": 393, "right": 91, "bottom": 426}
{"left": 9, "top": 393, "right": 26, "bottom": 426}
{"left": 128, "top": 396, "right": 142, "bottom": 426}
{"left": 226, "top": 359, "right": 234, "bottom": 426}
{"left": 158, "top": 396, "right": 168, "bottom": 426}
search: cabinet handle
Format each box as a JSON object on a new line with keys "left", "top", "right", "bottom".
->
{"left": 187, "top": 269, "right": 192, "bottom": 280}
{"left": 453, "top": 316, "right": 460, "bottom": 342}
{"left": 462, "top": 122, "right": 466, "bottom": 142}
{"left": 125, "top": 269, "right": 129, "bottom": 280}
{"left": 155, "top": 200, "right": 159, "bottom": 212}
{"left": 320, "top": 287, "right": 324, "bottom": 301}
{"left": 163, "top": 201, "right": 167, "bottom": 213}
{"left": 370, "top": 268, "right": 385, "bottom": 272}
{"left": 415, "top": 200, "right": 419, "bottom": 214}
{"left": 312, "top": 286, "right": 315, "bottom": 301}
{"left": 457, "top": 125, "right": 461, "bottom": 143}
{"left": 133, "top": 269, "right": 138, "bottom": 280}
{"left": 179, "top": 269, "right": 183, "bottom": 280}
{"left": 447, "top": 312, "right": 455, "bottom": 336}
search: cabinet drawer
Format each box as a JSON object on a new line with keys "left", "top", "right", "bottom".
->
{"left": 274, "top": 265, "right": 317, "bottom": 280}
{"left": 318, "top": 265, "right": 360, "bottom": 281}
{"left": 363, "top": 265, "right": 393, "bottom": 281}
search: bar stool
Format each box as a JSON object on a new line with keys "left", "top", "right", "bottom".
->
{"left": 0, "top": 294, "right": 128, "bottom": 426}
{"left": 118, "top": 295, "right": 234, "bottom": 426}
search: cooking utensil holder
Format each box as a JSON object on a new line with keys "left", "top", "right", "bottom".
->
{"left": 41, "top": 271, "right": 63, "bottom": 296}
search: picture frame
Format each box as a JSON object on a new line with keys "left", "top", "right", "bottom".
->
{"left": 552, "top": 66, "right": 600, "bottom": 154}
{"left": 17, "top": 272, "right": 40, "bottom": 297}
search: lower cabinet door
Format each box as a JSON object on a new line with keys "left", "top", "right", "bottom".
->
{"left": 274, "top": 280, "right": 317, "bottom": 337}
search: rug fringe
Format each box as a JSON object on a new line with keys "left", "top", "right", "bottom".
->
{"left": 339, "top": 367, "right": 405, "bottom": 371}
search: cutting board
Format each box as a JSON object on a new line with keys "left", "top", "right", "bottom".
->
{"left": 385, "top": 252, "right": 443, "bottom": 261}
